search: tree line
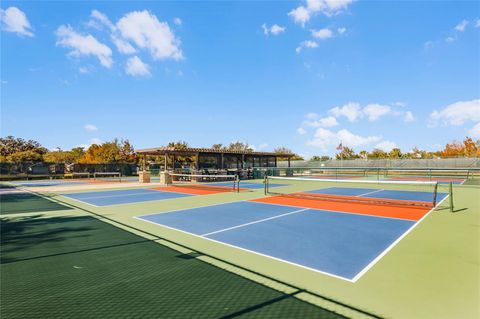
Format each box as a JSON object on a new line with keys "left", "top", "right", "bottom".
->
{"left": 310, "top": 137, "right": 479, "bottom": 161}
{"left": 0, "top": 136, "right": 135, "bottom": 164}
{"left": 1, "top": 135, "right": 478, "bottom": 164}
{"left": 0, "top": 137, "right": 303, "bottom": 163}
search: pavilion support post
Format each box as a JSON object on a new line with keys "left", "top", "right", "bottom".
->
{"left": 221, "top": 153, "right": 224, "bottom": 170}
{"left": 288, "top": 157, "right": 291, "bottom": 167}
{"left": 139, "top": 153, "right": 150, "bottom": 183}
{"left": 242, "top": 154, "right": 245, "bottom": 169}
{"left": 195, "top": 153, "right": 200, "bottom": 172}
{"left": 164, "top": 154, "right": 168, "bottom": 172}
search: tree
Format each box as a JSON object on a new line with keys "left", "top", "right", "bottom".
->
{"left": 335, "top": 147, "right": 358, "bottom": 160}
{"left": 441, "top": 141, "right": 464, "bottom": 157}
{"left": 0, "top": 136, "right": 47, "bottom": 160}
{"left": 7, "top": 150, "right": 44, "bottom": 162}
{"left": 168, "top": 141, "right": 189, "bottom": 149}
{"left": 273, "top": 147, "right": 304, "bottom": 161}
{"left": 368, "top": 148, "right": 388, "bottom": 159}
{"left": 311, "top": 155, "right": 331, "bottom": 161}
{"left": 463, "top": 137, "right": 478, "bottom": 156}
{"left": 70, "top": 147, "right": 86, "bottom": 162}
{"left": 211, "top": 144, "right": 225, "bottom": 150}
{"left": 359, "top": 150, "right": 368, "bottom": 159}
{"left": 227, "top": 141, "right": 254, "bottom": 152}
{"left": 389, "top": 148, "right": 402, "bottom": 159}
{"left": 43, "top": 150, "right": 76, "bottom": 163}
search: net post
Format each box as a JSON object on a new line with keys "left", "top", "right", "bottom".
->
{"left": 236, "top": 174, "right": 240, "bottom": 193}
{"left": 449, "top": 182, "right": 454, "bottom": 213}
{"left": 264, "top": 174, "right": 268, "bottom": 195}
{"left": 432, "top": 182, "right": 438, "bottom": 208}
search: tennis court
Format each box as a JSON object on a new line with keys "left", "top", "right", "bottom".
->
{"left": 62, "top": 181, "right": 287, "bottom": 206}
{"left": 385, "top": 176, "right": 466, "bottom": 184}
{"left": 137, "top": 183, "right": 448, "bottom": 282}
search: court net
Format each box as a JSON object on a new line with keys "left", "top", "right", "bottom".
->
{"left": 168, "top": 173, "right": 240, "bottom": 192}
{"left": 265, "top": 176, "right": 443, "bottom": 209}
{"left": 92, "top": 172, "right": 122, "bottom": 182}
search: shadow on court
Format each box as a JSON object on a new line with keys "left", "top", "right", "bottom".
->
{"left": 0, "top": 192, "right": 73, "bottom": 215}
{"left": 1, "top": 212, "right": 358, "bottom": 318}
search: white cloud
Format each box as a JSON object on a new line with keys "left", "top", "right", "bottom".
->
{"left": 90, "top": 138, "right": 103, "bottom": 145}
{"left": 112, "top": 36, "right": 137, "bottom": 54}
{"left": 393, "top": 101, "right": 407, "bottom": 107}
{"left": 1, "top": 7, "right": 34, "bottom": 37}
{"left": 337, "top": 27, "right": 347, "bottom": 35}
{"left": 295, "top": 40, "right": 318, "bottom": 53}
{"left": 262, "top": 23, "right": 286, "bottom": 36}
{"left": 454, "top": 20, "right": 468, "bottom": 32}
{"left": 305, "top": 112, "right": 319, "bottom": 119}
{"left": 288, "top": 6, "right": 311, "bottom": 27}
{"left": 90, "top": 9, "right": 114, "bottom": 30}
{"left": 125, "top": 56, "right": 151, "bottom": 77}
{"left": 404, "top": 111, "right": 415, "bottom": 122}
{"left": 322, "top": 0, "right": 354, "bottom": 12}
{"left": 306, "top": 0, "right": 324, "bottom": 12}
{"left": 307, "top": 128, "right": 381, "bottom": 151}
{"left": 270, "top": 24, "right": 286, "bottom": 35}
{"left": 429, "top": 99, "right": 480, "bottom": 126}
{"left": 362, "top": 103, "right": 391, "bottom": 121}
{"left": 88, "top": 10, "right": 137, "bottom": 55}
{"left": 329, "top": 102, "right": 362, "bottom": 122}
{"left": 297, "top": 127, "right": 307, "bottom": 135}
{"left": 173, "top": 17, "right": 182, "bottom": 25}
{"left": 289, "top": 0, "right": 353, "bottom": 26}
{"left": 55, "top": 25, "right": 113, "bottom": 68}
{"left": 116, "top": 10, "right": 183, "bottom": 60}
{"left": 311, "top": 28, "right": 333, "bottom": 39}
{"left": 476, "top": 19, "right": 480, "bottom": 28}
{"left": 375, "top": 141, "right": 397, "bottom": 152}
{"left": 305, "top": 116, "right": 338, "bottom": 128}
{"left": 468, "top": 122, "right": 480, "bottom": 138}
{"left": 445, "top": 36, "right": 455, "bottom": 43}
{"left": 84, "top": 124, "right": 98, "bottom": 131}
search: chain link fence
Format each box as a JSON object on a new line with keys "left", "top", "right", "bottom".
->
{"left": 0, "top": 162, "right": 139, "bottom": 180}
{"left": 278, "top": 158, "right": 480, "bottom": 168}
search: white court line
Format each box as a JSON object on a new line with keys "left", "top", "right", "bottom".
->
{"left": 135, "top": 194, "right": 444, "bottom": 282}
{"left": 135, "top": 215, "right": 355, "bottom": 282}
{"left": 351, "top": 194, "right": 450, "bottom": 282}
{"left": 201, "top": 208, "right": 308, "bottom": 236}
{"left": 355, "top": 189, "right": 384, "bottom": 197}
{"left": 60, "top": 194, "right": 100, "bottom": 207}
{"left": 65, "top": 190, "right": 160, "bottom": 200}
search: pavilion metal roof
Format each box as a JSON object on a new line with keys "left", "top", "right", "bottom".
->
{"left": 136, "top": 147, "right": 294, "bottom": 157}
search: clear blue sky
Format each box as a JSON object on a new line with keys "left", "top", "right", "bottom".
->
{"left": 1, "top": 1, "right": 479, "bottom": 158}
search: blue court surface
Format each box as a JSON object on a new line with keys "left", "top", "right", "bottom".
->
{"left": 306, "top": 187, "right": 446, "bottom": 203}
{"left": 63, "top": 188, "right": 193, "bottom": 206}
{"left": 137, "top": 201, "right": 419, "bottom": 281}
